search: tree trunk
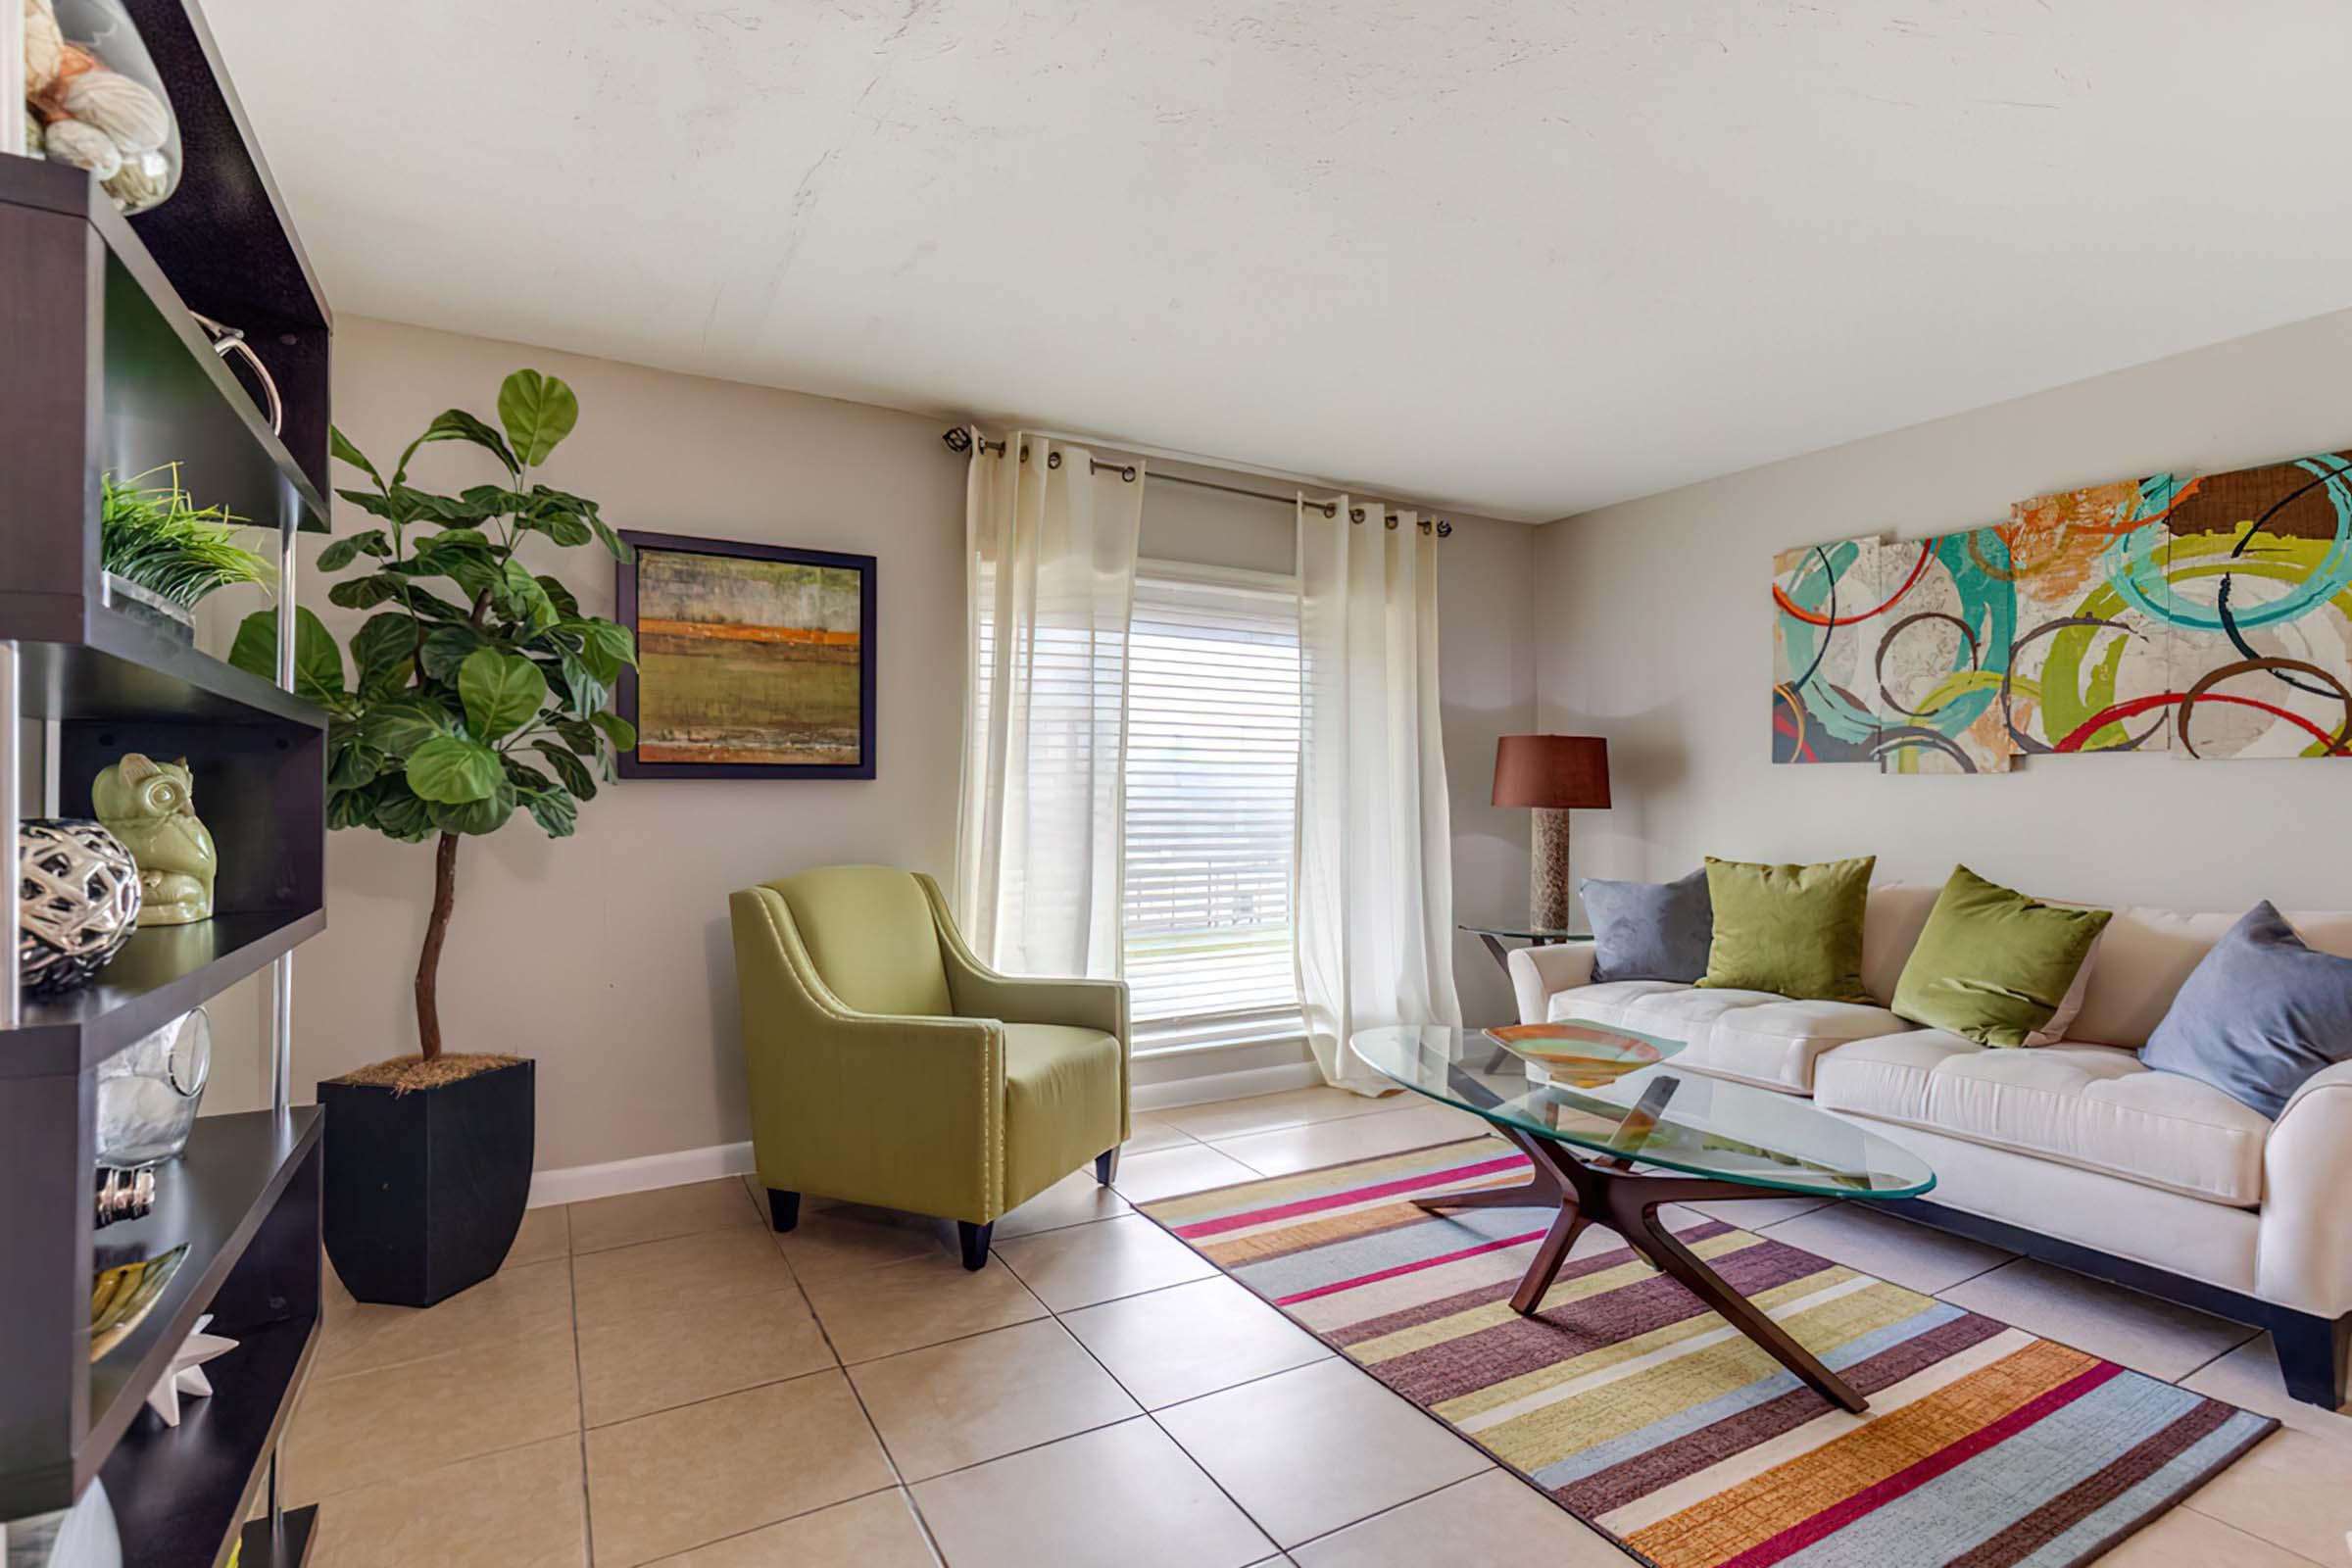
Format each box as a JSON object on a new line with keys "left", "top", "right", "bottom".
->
{"left": 415, "top": 831, "right": 460, "bottom": 1060}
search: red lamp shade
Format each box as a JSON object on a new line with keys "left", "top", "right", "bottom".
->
{"left": 1492, "top": 735, "right": 1611, "bottom": 809}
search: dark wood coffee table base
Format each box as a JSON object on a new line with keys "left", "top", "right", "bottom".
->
{"left": 1415, "top": 1124, "right": 1869, "bottom": 1413}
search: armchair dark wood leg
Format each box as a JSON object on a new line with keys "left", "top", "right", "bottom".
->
{"left": 958, "top": 1220, "right": 993, "bottom": 1271}
{"left": 1096, "top": 1148, "right": 1119, "bottom": 1185}
{"left": 766, "top": 1189, "right": 800, "bottom": 1234}
{"left": 2272, "top": 1310, "right": 2351, "bottom": 1408}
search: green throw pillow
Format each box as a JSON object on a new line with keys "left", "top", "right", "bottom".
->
{"left": 1697, "top": 856, "right": 1875, "bottom": 1004}
{"left": 1892, "top": 865, "right": 2113, "bottom": 1048}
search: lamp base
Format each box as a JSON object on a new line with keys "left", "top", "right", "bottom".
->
{"left": 1531, "top": 808, "right": 1573, "bottom": 930}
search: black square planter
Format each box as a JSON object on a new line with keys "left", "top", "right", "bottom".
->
{"left": 318, "top": 1059, "right": 535, "bottom": 1307}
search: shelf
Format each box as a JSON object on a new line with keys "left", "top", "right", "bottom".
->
{"left": 0, "top": 157, "right": 330, "bottom": 533}
{"left": 236, "top": 1503, "right": 318, "bottom": 1568}
{"left": 102, "top": 1317, "right": 318, "bottom": 1568}
{"left": 1, "top": 910, "right": 324, "bottom": 1078}
{"left": 7, "top": 606, "right": 327, "bottom": 728}
{"left": 82, "top": 1109, "right": 322, "bottom": 1490}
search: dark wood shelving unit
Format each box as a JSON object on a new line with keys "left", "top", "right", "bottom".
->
{"left": 1, "top": 2, "right": 333, "bottom": 1560}
{"left": 2, "top": 912, "right": 326, "bottom": 1078}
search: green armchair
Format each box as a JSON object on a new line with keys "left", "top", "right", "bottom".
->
{"left": 728, "top": 863, "right": 1131, "bottom": 1269}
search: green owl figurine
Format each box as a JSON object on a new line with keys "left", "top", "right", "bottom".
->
{"left": 93, "top": 754, "right": 218, "bottom": 926}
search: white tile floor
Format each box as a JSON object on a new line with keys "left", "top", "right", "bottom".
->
{"left": 287, "top": 1085, "right": 2352, "bottom": 1567}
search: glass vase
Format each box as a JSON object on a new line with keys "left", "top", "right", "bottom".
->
{"left": 24, "top": 0, "right": 183, "bottom": 215}
{"left": 94, "top": 1006, "right": 211, "bottom": 1164}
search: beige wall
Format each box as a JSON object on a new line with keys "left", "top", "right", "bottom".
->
{"left": 1532, "top": 306, "right": 2352, "bottom": 916}
{"left": 207, "top": 318, "right": 1535, "bottom": 1170}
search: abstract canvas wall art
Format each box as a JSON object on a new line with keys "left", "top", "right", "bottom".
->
{"left": 615, "top": 531, "right": 877, "bottom": 779}
{"left": 1772, "top": 536, "right": 1886, "bottom": 764}
{"left": 1771, "top": 445, "right": 2352, "bottom": 771}
{"left": 1874, "top": 530, "right": 2020, "bottom": 774}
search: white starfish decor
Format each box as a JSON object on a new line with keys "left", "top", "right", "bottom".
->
{"left": 145, "top": 1313, "right": 236, "bottom": 1428}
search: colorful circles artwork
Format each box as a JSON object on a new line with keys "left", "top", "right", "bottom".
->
{"left": 1772, "top": 449, "right": 2352, "bottom": 772}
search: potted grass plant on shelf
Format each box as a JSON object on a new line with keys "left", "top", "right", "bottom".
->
{"left": 100, "top": 465, "right": 274, "bottom": 636}
{"left": 230, "top": 369, "right": 635, "bottom": 1307}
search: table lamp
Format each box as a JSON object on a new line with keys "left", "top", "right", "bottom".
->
{"left": 1492, "top": 735, "right": 1611, "bottom": 930}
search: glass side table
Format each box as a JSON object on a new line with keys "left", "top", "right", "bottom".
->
{"left": 1458, "top": 919, "right": 1592, "bottom": 977}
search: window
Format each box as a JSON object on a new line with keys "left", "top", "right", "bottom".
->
{"left": 1121, "top": 564, "right": 1303, "bottom": 1051}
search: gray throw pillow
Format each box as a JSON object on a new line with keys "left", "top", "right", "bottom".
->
{"left": 2139, "top": 902, "right": 2352, "bottom": 1118}
{"left": 1582, "top": 870, "right": 1713, "bottom": 984}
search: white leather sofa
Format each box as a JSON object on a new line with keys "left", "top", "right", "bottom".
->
{"left": 1507, "top": 885, "right": 2352, "bottom": 1407}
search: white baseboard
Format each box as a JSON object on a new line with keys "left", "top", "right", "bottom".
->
{"left": 525, "top": 1062, "right": 1328, "bottom": 1209}
{"left": 1132, "top": 1059, "right": 1324, "bottom": 1111}
{"left": 528, "top": 1139, "right": 755, "bottom": 1208}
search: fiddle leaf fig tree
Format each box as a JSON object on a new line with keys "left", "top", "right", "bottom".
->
{"left": 230, "top": 369, "right": 636, "bottom": 1060}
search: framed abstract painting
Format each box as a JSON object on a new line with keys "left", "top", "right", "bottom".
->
{"left": 614, "top": 531, "right": 877, "bottom": 780}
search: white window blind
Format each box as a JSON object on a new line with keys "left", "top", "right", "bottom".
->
{"left": 1122, "top": 564, "right": 1303, "bottom": 1051}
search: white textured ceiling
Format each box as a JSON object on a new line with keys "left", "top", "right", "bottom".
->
{"left": 208, "top": 1, "right": 2352, "bottom": 521}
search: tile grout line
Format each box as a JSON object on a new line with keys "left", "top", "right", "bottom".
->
{"left": 1275, "top": 1467, "right": 1502, "bottom": 1557}
{"left": 764, "top": 1201, "right": 956, "bottom": 1567}
{"left": 563, "top": 1205, "right": 599, "bottom": 1567}
{"left": 1043, "top": 1290, "right": 1283, "bottom": 1563}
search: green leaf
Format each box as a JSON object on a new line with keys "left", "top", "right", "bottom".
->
{"left": 327, "top": 574, "right": 406, "bottom": 611}
{"left": 358, "top": 698, "right": 453, "bottom": 760}
{"left": 229, "top": 607, "right": 345, "bottom": 705}
{"left": 493, "top": 559, "right": 558, "bottom": 632}
{"left": 558, "top": 649, "right": 610, "bottom": 717}
{"left": 399, "top": 486, "right": 505, "bottom": 525}
{"left": 497, "top": 370, "right": 579, "bottom": 467}
{"left": 404, "top": 589, "right": 471, "bottom": 624}
{"left": 549, "top": 716, "right": 600, "bottom": 755}
{"left": 414, "top": 527, "right": 492, "bottom": 555}
{"left": 406, "top": 736, "right": 504, "bottom": 803}
{"left": 457, "top": 648, "right": 547, "bottom": 740}
{"left": 533, "top": 741, "right": 598, "bottom": 800}
{"left": 328, "top": 740, "right": 386, "bottom": 789}
{"left": 525, "top": 510, "right": 593, "bottom": 547}
{"left": 317, "top": 530, "right": 387, "bottom": 571}
{"left": 430, "top": 779, "right": 516, "bottom": 835}
{"left": 397, "top": 409, "right": 519, "bottom": 482}
{"left": 351, "top": 612, "right": 418, "bottom": 696}
{"left": 566, "top": 617, "right": 637, "bottom": 681}
{"left": 537, "top": 575, "right": 581, "bottom": 619}
{"left": 523, "top": 787, "right": 577, "bottom": 839}
{"left": 336, "top": 487, "right": 424, "bottom": 525}
{"left": 588, "top": 710, "right": 637, "bottom": 753}
{"left": 327, "top": 784, "right": 379, "bottom": 830}
{"left": 418, "top": 624, "right": 485, "bottom": 681}
{"left": 590, "top": 514, "right": 633, "bottom": 563}
{"left": 330, "top": 425, "right": 384, "bottom": 490}
{"left": 373, "top": 788, "right": 435, "bottom": 842}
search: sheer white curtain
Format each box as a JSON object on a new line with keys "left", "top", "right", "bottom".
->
{"left": 1294, "top": 496, "right": 1463, "bottom": 1093}
{"left": 955, "top": 433, "right": 1145, "bottom": 979}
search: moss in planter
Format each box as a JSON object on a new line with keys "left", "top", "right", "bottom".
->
{"left": 328, "top": 1053, "right": 525, "bottom": 1096}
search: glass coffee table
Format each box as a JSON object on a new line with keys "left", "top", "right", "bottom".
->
{"left": 1350, "top": 1022, "right": 1936, "bottom": 1413}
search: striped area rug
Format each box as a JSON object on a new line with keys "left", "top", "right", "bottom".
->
{"left": 1139, "top": 1137, "right": 2275, "bottom": 1568}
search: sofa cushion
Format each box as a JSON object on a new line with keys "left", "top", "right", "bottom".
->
{"left": 2069, "top": 906, "right": 2352, "bottom": 1049}
{"left": 1890, "top": 866, "right": 2112, "bottom": 1049}
{"left": 1583, "top": 869, "right": 1713, "bottom": 983}
{"left": 1551, "top": 982, "right": 1914, "bottom": 1093}
{"left": 1002, "top": 1023, "right": 1123, "bottom": 1208}
{"left": 1706, "top": 1000, "right": 1923, "bottom": 1093}
{"left": 1699, "top": 856, "right": 1875, "bottom": 1003}
{"left": 1816, "top": 1031, "right": 2271, "bottom": 1206}
{"left": 2139, "top": 902, "right": 2352, "bottom": 1118}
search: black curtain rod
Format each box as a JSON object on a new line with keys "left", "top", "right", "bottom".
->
{"left": 940, "top": 427, "right": 1452, "bottom": 537}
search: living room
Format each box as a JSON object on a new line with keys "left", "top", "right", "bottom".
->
{"left": 5, "top": 3, "right": 2350, "bottom": 1566}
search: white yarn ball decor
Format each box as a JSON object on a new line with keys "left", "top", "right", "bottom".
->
{"left": 24, "top": 0, "right": 66, "bottom": 96}
{"left": 59, "top": 69, "right": 172, "bottom": 155}
{"left": 40, "top": 118, "right": 121, "bottom": 180}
